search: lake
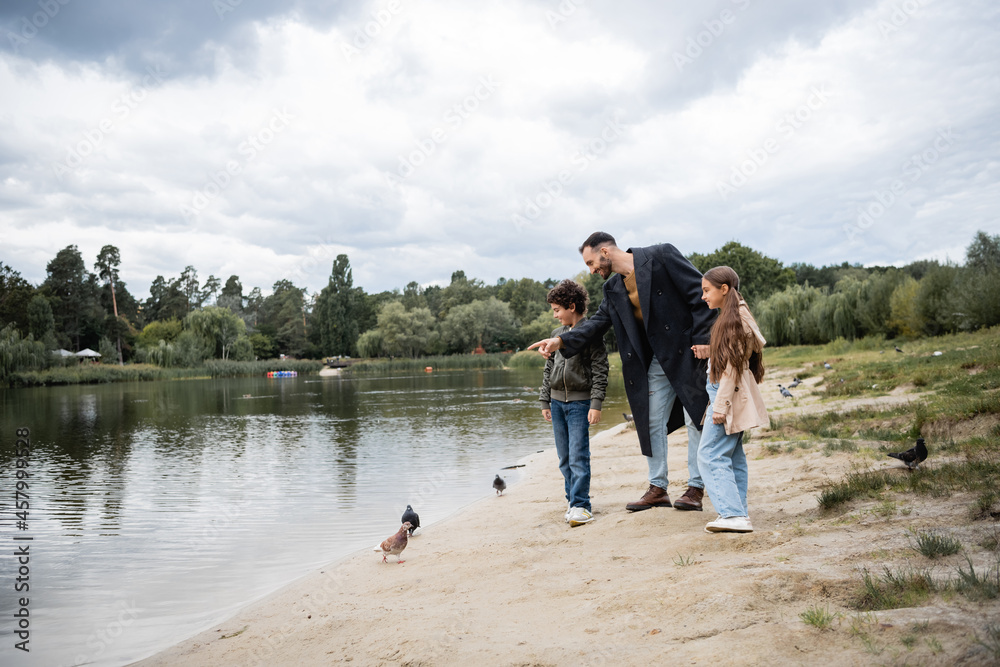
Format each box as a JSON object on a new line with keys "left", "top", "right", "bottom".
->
{"left": 0, "top": 368, "right": 628, "bottom": 666}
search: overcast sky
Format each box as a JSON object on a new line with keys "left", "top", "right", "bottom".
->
{"left": 1, "top": 0, "right": 998, "bottom": 299}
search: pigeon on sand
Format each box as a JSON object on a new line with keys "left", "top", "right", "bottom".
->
{"left": 887, "top": 438, "right": 928, "bottom": 470}
{"left": 787, "top": 378, "right": 802, "bottom": 388}
{"left": 778, "top": 384, "right": 794, "bottom": 399}
{"left": 401, "top": 505, "right": 420, "bottom": 535}
{"left": 493, "top": 474, "right": 507, "bottom": 495}
{"left": 824, "top": 362, "right": 834, "bottom": 370}
{"left": 374, "top": 522, "right": 411, "bottom": 563}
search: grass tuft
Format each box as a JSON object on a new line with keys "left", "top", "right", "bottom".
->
{"left": 853, "top": 566, "right": 936, "bottom": 611}
{"left": 954, "top": 556, "right": 1000, "bottom": 601}
{"left": 974, "top": 624, "right": 1000, "bottom": 659}
{"left": 908, "top": 528, "right": 963, "bottom": 559}
{"left": 799, "top": 605, "right": 837, "bottom": 630}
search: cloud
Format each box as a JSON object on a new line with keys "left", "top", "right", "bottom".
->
{"left": 0, "top": 0, "right": 997, "bottom": 301}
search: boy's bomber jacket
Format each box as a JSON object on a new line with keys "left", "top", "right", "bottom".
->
{"left": 539, "top": 318, "right": 609, "bottom": 411}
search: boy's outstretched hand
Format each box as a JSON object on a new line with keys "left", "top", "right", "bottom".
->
{"left": 528, "top": 337, "right": 563, "bottom": 359}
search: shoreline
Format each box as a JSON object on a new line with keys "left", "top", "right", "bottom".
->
{"left": 134, "top": 416, "right": 998, "bottom": 666}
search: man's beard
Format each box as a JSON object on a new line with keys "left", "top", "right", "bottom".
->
{"left": 598, "top": 256, "right": 612, "bottom": 279}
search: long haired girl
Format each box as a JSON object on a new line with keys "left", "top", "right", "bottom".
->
{"left": 696, "top": 266, "right": 768, "bottom": 533}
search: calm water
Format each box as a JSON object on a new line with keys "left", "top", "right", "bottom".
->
{"left": 0, "top": 368, "right": 627, "bottom": 666}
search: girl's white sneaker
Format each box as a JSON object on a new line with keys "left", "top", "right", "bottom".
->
{"left": 705, "top": 515, "right": 753, "bottom": 533}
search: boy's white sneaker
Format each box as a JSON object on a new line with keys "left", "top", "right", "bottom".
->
{"left": 705, "top": 515, "right": 753, "bottom": 533}
{"left": 568, "top": 507, "right": 594, "bottom": 526}
{"left": 565, "top": 503, "right": 572, "bottom": 522}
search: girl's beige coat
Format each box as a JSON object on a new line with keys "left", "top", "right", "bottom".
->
{"left": 710, "top": 301, "right": 770, "bottom": 435}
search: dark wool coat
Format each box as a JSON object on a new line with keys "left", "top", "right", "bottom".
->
{"left": 559, "top": 244, "right": 715, "bottom": 457}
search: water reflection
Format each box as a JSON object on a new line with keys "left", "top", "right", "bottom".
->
{"left": 0, "top": 369, "right": 627, "bottom": 666}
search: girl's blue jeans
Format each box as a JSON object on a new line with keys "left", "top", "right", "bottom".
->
{"left": 551, "top": 399, "right": 591, "bottom": 511}
{"left": 697, "top": 379, "right": 749, "bottom": 518}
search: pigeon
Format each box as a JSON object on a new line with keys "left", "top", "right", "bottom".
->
{"left": 493, "top": 474, "right": 507, "bottom": 495}
{"left": 824, "top": 362, "right": 833, "bottom": 370}
{"left": 778, "top": 384, "right": 794, "bottom": 399}
{"left": 401, "top": 505, "right": 420, "bottom": 535}
{"left": 787, "top": 378, "right": 802, "bottom": 388}
{"left": 623, "top": 413, "right": 634, "bottom": 423}
{"left": 375, "top": 522, "right": 411, "bottom": 563}
{"left": 933, "top": 351, "right": 943, "bottom": 356}
{"left": 887, "top": 438, "right": 928, "bottom": 470}
{"left": 895, "top": 346, "right": 904, "bottom": 353}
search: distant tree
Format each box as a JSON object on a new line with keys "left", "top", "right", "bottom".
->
{"left": 145, "top": 275, "right": 187, "bottom": 322}
{"left": 375, "top": 302, "right": 436, "bottom": 358}
{"left": 249, "top": 332, "right": 274, "bottom": 359}
{"left": 356, "top": 329, "right": 386, "bottom": 358}
{"left": 915, "top": 263, "right": 959, "bottom": 336}
{"left": 179, "top": 266, "right": 201, "bottom": 311}
{"left": 41, "top": 245, "right": 101, "bottom": 350}
{"left": 314, "top": 255, "right": 363, "bottom": 356}
{"left": 401, "top": 281, "right": 426, "bottom": 311}
{"left": 137, "top": 319, "right": 183, "bottom": 347}
{"left": 186, "top": 306, "right": 248, "bottom": 360}
{"left": 0, "top": 324, "right": 48, "bottom": 384}
{"left": 27, "top": 295, "right": 57, "bottom": 349}
{"left": 259, "top": 280, "right": 308, "bottom": 357}
{"left": 496, "top": 277, "right": 549, "bottom": 324}
{"left": 687, "top": 241, "right": 795, "bottom": 304}
{"left": 965, "top": 230, "right": 1000, "bottom": 272}
{"left": 0, "top": 262, "right": 35, "bottom": 333}
{"left": 950, "top": 231, "right": 1000, "bottom": 330}
{"left": 440, "top": 298, "right": 517, "bottom": 353}
{"left": 520, "top": 310, "right": 558, "bottom": 347}
{"left": 201, "top": 275, "right": 222, "bottom": 307}
{"left": 438, "top": 270, "right": 490, "bottom": 318}
{"left": 218, "top": 275, "right": 244, "bottom": 314}
{"left": 887, "top": 276, "right": 922, "bottom": 338}
{"left": 245, "top": 287, "right": 263, "bottom": 328}
{"left": 95, "top": 245, "right": 125, "bottom": 364}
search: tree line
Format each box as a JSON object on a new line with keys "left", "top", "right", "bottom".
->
{"left": 1, "top": 231, "right": 998, "bottom": 377}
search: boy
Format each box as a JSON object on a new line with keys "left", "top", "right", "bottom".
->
{"left": 539, "top": 280, "right": 609, "bottom": 526}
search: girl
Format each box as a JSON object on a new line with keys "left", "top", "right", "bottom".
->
{"left": 695, "top": 266, "right": 768, "bottom": 533}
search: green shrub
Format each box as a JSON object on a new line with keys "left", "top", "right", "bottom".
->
{"left": 507, "top": 350, "right": 545, "bottom": 369}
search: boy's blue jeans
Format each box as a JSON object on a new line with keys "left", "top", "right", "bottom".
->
{"left": 697, "top": 379, "right": 749, "bottom": 518}
{"left": 551, "top": 399, "right": 592, "bottom": 512}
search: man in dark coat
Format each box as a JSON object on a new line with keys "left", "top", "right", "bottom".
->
{"left": 529, "top": 232, "right": 715, "bottom": 512}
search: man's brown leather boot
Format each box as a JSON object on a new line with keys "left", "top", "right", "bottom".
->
{"left": 625, "top": 484, "right": 672, "bottom": 511}
{"left": 673, "top": 486, "right": 704, "bottom": 511}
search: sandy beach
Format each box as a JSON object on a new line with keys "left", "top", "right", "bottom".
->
{"left": 134, "top": 374, "right": 1000, "bottom": 667}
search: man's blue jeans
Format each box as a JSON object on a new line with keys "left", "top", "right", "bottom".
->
{"left": 697, "top": 379, "right": 749, "bottom": 518}
{"left": 551, "top": 399, "right": 592, "bottom": 511}
{"left": 647, "top": 360, "right": 703, "bottom": 492}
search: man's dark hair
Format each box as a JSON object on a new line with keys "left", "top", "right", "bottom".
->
{"left": 546, "top": 279, "right": 589, "bottom": 316}
{"left": 579, "top": 231, "right": 617, "bottom": 254}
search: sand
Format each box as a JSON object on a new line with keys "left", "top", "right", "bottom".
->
{"left": 135, "top": 382, "right": 1000, "bottom": 666}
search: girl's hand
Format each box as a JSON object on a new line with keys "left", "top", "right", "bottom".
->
{"left": 588, "top": 409, "right": 602, "bottom": 425}
{"left": 691, "top": 345, "right": 710, "bottom": 359}
{"left": 712, "top": 411, "right": 726, "bottom": 424}
{"left": 542, "top": 409, "right": 552, "bottom": 422}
